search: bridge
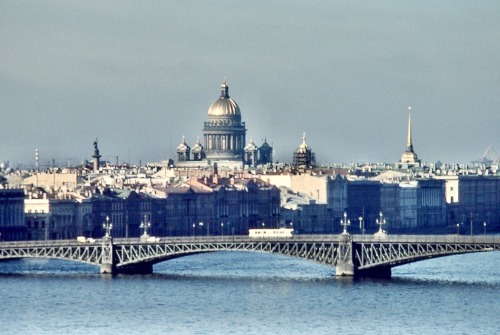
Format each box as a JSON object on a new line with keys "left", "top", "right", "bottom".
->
{"left": 1, "top": 234, "right": 499, "bottom": 278}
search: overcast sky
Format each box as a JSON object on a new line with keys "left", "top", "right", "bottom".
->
{"left": 1, "top": 1, "right": 499, "bottom": 168}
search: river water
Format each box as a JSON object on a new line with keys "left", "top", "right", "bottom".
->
{"left": 0, "top": 250, "right": 499, "bottom": 335}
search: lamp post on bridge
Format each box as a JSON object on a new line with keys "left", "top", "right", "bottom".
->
{"left": 221, "top": 222, "right": 224, "bottom": 237}
{"left": 359, "top": 216, "right": 365, "bottom": 235}
{"left": 140, "top": 215, "right": 151, "bottom": 238}
{"left": 483, "top": 222, "right": 487, "bottom": 242}
{"left": 100, "top": 215, "right": 114, "bottom": 274}
{"left": 375, "top": 211, "right": 387, "bottom": 237}
{"left": 199, "top": 222, "right": 204, "bottom": 238}
{"left": 340, "top": 212, "right": 351, "bottom": 235}
{"left": 103, "top": 216, "right": 112, "bottom": 239}
{"left": 192, "top": 223, "right": 195, "bottom": 238}
{"left": 470, "top": 213, "right": 474, "bottom": 236}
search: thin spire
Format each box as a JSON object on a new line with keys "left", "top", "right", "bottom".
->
{"left": 406, "top": 106, "right": 413, "bottom": 152}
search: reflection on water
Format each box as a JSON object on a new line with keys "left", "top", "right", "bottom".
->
{"left": 0, "top": 251, "right": 499, "bottom": 335}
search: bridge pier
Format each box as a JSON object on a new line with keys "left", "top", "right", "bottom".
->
{"left": 336, "top": 233, "right": 355, "bottom": 276}
{"left": 336, "top": 235, "right": 393, "bottom": 278}
{"left": 335, "top": 262, "right": 355, "bottom": 276}
{"left": 100, "top": 263, "right": 116, "bottom": 274}
{"left": 100, "top": 238, "right": 115, "bottom": 274}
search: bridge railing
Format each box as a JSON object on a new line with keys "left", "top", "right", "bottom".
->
{"left": 352, "top": 234, "right": 500, "bottom": 244}
{"left": 2, "top": 234, "right": 499, "bottom": 247}
{"left": 0, "top": 239, "right": 104, "bottom": 248}
{"left": 113, "top": 234, "right": 341, "bottom": 245}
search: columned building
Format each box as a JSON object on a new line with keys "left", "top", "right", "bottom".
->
{"left": 203, "top": 81, "right": 247, "bottom": 164}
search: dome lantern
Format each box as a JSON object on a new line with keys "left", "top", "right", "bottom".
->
{"left": 208, "top": 81, "right": 241, "bottom": 117}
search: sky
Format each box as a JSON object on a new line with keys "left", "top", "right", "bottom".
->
{"left": 1, "top": 1, "right": 499, "bottom": 168}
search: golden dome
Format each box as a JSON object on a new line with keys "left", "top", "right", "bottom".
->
{"left": 208, "top": 81, "right": 241, "bottom": 117}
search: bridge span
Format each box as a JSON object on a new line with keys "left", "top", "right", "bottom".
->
{"left": 1, "top": 234, "right": 499, "bottom": 278}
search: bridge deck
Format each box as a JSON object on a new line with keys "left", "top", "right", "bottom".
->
{"left": 1, "top": 235, "right": 499, "bottom": 277}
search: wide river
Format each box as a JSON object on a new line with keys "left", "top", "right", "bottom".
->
{"left": 0, "top": 250, "right": 499, "bottom": 335}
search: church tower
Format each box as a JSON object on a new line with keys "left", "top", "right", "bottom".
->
{"left": 400, "top": 106, "right": 420, "bottom": 164}
{"left": 293, "top": 132, "right": 316, "bottom": 169}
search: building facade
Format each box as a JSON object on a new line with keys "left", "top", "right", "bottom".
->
{"left": 0, "top": 189, "right": 26, "bottom": 241}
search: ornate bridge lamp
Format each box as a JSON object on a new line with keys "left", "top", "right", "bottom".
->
{"left": 483, "top": 222, "right": 487, "bottom": 243}
{"left": 199, "top": 222, "right": 204, "bottom": 237}
{"left": 140, "top": 215, "right": 151, "bottom": 238}
{"left": 375, "top": 211, "right": 387, "bottom": 237}
{"left": 340, "top": 212, "right": 351, "bottom": 235}
{"left": 359, "top": 216, "right": 365, "bottom": 235}
{"left": 103, "top": 216, "right": 113, "bottom": 239}
{"left": 220, "top": 222, "right": 224, "bottom": 236}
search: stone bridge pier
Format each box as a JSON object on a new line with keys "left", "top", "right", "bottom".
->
{"left": 335, "top": 233, "right": 355, "bottom": 276}
{"left": 100, "top": 238, "right": 115, "bottom": 274}
{"left": 335, "top": 234, "right": 392, "bottom": 278}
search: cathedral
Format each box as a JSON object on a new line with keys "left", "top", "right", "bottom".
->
{"left": 176, "top": 81, "right": 273, "bottom": 168}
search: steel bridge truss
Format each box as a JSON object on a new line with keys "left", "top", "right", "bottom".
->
{"left": 1, "top": 235, "right": 499, "bottom": 277}
{"left": 115, "top": 241, "right": 341, "bottom": 270}
{"left": 0, "top": 241, "right": 107, "bottom": 267}
{"left": 355, "top": 240, "right": 500, "bottom": 270}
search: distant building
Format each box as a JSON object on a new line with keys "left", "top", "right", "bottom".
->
{"left": 22, "top": 172, "right": 81, "bottom": 192}
{"left": 328, "top": 175, "right": 446, "bottom": 232}
{"left": 448, "top": 176, "right": 500, "bottom": 232}
{"left": 160, "top": 176, "right": 281, "bottom": 236}
{"left": 25, "top": 189, "right": 94, "bottom": 240}
{"left": 280, "top": 187, "right": 333, "bottom": 234}
{"left": 0, "top": 189, "right": 25, "bottom": 241}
